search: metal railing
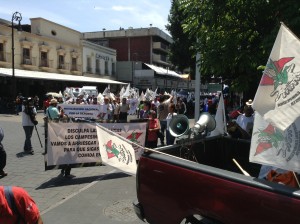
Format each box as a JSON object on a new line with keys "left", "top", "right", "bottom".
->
{"left": 40, "top": 59, "right": 53, "bottom": 68}
{"left": 22, "top": 57, "right": 36, "bottom": 66}
{"left": 71, "top": 64, "right": 81, "bottom": 71}
{"left": 58, "top": 63, "right": 69, "bottom": 70}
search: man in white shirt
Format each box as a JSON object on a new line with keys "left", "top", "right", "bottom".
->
{"left": 236, "top": 105, "right": 254, "bottom": 136}
{"left": 22, "top": 98, "right": 37, "bottom": 155}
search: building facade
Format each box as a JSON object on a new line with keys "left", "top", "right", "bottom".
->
{"left": 0, "top": 17, "right": 123, "bottom": 103}
{"left": 83, "top": 27, "right": 172, "bottom": 67}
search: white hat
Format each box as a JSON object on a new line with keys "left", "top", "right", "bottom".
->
{"left": 50, "top": 99, "right": 58, "bottom": 104}
{"left": 246, "top": 99, "right": 253, "bottom": 106}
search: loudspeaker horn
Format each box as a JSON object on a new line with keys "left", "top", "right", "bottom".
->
{"left": 169, "top": 115, "right": 190, "bottom": 138}
{"left": 194, "top": 112, "right": 216, "bottom": 133}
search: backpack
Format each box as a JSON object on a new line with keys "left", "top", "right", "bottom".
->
{"left": 4, "top": 186, "right": 23, "bottom": 223}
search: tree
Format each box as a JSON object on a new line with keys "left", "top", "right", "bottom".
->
{"left": 178, "top": 0, "right": 300, "bottom": 95}
{"left": 166, "top": 0, "right": 196, "bottom": 78}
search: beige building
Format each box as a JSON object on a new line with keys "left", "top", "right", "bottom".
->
{"left": 0, "top": 17, "right": 124, "bottom": 102}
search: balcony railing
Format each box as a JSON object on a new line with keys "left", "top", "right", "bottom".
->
{"left": 40, "top": 59, "right": 53, "bottom": 68}
{"left": 58, "top": 63, "right": 69, "bottom": 70}
{"left": 71, "top": 64, "right": 81, "bottom": 71}
{"left": 22, "top": 57, "right": 36, "bottom": 66}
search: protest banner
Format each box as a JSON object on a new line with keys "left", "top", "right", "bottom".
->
{"left": 45, "top": 122, "right": 146, "bottom": 170}
{"left": 249, "top": 112, "right": 300, "bottom": 173}
{"left": 252, "top": 23, "right": 300, "bottom": 131}
{"left": 60, "top": 104, "right": 101, "bottom": 119}
{"left": 46, "top": 123, "right": 101, "bottom": 167}
{"left": 96, "top": 125, "right": 137, "bottom": 175}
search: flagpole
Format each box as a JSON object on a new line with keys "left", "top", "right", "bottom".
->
{"left": 96, "top": 123, "right": 198, "bottom": 162}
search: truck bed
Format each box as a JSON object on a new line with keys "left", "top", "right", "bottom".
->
{"left": 136, "top": 136, "right": 300, "bottom": 224}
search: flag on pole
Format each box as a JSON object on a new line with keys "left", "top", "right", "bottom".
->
{"left": 96, "top": 125, "right": 137, "bottom": 175}
{"left": 252, "top": 23, "right": 300, "bottom": 131}
{"left": 210, "top": 93, "right": 227, "bottom": 136}
{"left": 249, "top": 112, "right": 300, "bottom": 173}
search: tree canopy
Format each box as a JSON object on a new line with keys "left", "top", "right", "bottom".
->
{"left": 166, "top": 0, "right": 196, "bottom": 76}
{"left": 175, "top": 0, "right": 300, "bottom": 94}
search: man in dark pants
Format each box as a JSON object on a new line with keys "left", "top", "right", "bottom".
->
{"left": 157, "top": 94, "right": 173, "bottom": 146}
{"left": 22, "top": 98, "right": 37, "bottom": 155}
{"left": 0, "top": 127, "right": 7, "bottom": 177}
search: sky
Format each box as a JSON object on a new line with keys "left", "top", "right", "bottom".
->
{"left": 0, "top": 0, "right": 172, "bottom": 34}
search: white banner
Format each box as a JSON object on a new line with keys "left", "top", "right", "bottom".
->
{"left": 96, "top": 126, "right": 137, "bottom": 175}
{"left": 252, "top": 24, "right": 300, "bottom": 131}
{"left": 99, "top": 122, "right": 147, "bottom": 160}
{"left": 47, "top": 123, "right": 101, "bottom": 166}
{"left": 60, "top": 104, "right": 101, "bottom": 119}
{"left": 249, "top": 112, "right": 300, "bottom": 173}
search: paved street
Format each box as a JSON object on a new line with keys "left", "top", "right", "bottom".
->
{"left": 0, "top": 112, "right": 144, "bottom": 223}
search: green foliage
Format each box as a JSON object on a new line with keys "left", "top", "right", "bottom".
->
{"left": 166, "top": 0, "right": 196, "bottom": 78}
{"left": 177, "top": 0, "right": 300, "bottom": 93}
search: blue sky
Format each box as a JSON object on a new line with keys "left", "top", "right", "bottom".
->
{"left": 0, "top": 0, "right": 172, "bottom": 34}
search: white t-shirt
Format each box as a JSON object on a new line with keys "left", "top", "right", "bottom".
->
{"left": 166, "top": 112, "right": 177, "bottom": 130}
{"left": 22, "top": 105, "right": 37, "bottom": 126}
{"left": 236, "top": 114, "right": 254, "bottom": 134}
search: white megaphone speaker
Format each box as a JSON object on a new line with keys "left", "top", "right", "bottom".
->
{"left": 194, "top": 112, "right": 216, "bottom": 134}
{"left": 169, "top": 115, "right": 190, "bottom": 138}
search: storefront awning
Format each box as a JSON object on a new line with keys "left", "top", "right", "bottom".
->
{"left": 144, "top": 63, "right": 182, "bottom": 78}
{"left": 0, "top": 68, "right": 127, "bottom": 85}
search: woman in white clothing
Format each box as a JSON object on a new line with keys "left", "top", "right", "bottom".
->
{"left": 166, "top": 103, "right": 177, "bottom": 145}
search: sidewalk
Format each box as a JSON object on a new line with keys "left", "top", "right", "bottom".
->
{"left": 0, "top": 113, "right": 143, "bottom": 223}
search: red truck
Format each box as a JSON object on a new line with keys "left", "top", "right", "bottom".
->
{"left": 133, "top": 136, "right": 300, "bottom": 224}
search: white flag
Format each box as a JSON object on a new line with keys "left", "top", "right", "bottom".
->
{"left": 210, "top": 94, "right": 227, "bottom": 136}
{"left": 96, "top": 125, "right": 137, "bottom": 175}
{"left": 249, "top": 112, "right": 300, "bottom": 173}
{"left": 252, "top": 23, "right": 300, "bottom": 131}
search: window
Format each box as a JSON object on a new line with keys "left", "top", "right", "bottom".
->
{"left": 112, "top": 62, "right": 116, "bottom": 76}
{"left": 58, "top": 55, "right": 64, "bottom": 69}
{"left": 23, "top": 48, "right": 31, "bottom": 64}
{"left": 96, "top": 59, "right": 100, "bottom": 74}
{"left": 87, "top": 57, "right": 91, "bottom": 72}
{"left": 40, "top": 51, "right": 48, "bottom": 67}
{"left": 0, "top": 43, "right": 4, "bottom": 61}
{"left": 71, "top": 58, "right": 77, "bottom": 71}
{"left": 105, "top": 61, "right": 108, "bottom": 74}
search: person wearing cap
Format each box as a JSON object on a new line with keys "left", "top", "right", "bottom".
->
{"left": 145, "top": 110, "right": 160, "bottom": 148}
{"left": 46, "top": 98, "right": 63, "bottom": 121}
{"left": 22, "top": 97, "right": 37, "bottom": 155}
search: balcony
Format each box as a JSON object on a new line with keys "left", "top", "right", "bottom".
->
{"left": 39, "top": 59, "right": 53, "bottom": 71}
{"left": 21, "top": 57, "right": 37, "bottom": 69}
{"left": 0, "top": 51, "right": 11, "bottom": 67}
{"left": 57, "top": 63, "right": 70, "bottom": 73}
{"left": 152, "top": 53, "right": 169, "bottom": 65}
{"left": 71, "top": 64, "right": 81, "bottom": 75}
{"left": 153, "top": 42, "right": 169, "bottom": 53}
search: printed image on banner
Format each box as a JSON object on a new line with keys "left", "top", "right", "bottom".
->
{"left": 96, "top": 126, "right": 137, "bottom": 175}
{"left": 99, "top": 122, "right": 147, "bottom": 160}
{"left": 47, "top": 123, "right": 101, "bottom": 166}
{"left": 249, "top": 112, "right": 300, "bottom": 173}
{"left": 252, "top": 24, "right": 300, "bottom": 131}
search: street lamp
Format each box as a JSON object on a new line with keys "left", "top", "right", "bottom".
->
{"left": 11, "top": 11, "right": 22, "bottom": 99}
